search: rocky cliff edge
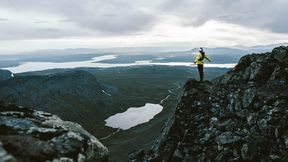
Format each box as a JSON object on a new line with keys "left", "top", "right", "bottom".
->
{"left": 0, "top": 102, "right": 108, "bottom": 162}
{"left": 129, "top": 46, "right": 288, "bottom": 162}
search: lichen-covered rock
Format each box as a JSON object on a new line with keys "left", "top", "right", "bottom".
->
{"left": 0, "top": 102, "right": 108, "bottom": 162}
{"left": 129, "top": 46, "right": 288, "bottom": 162}
{"left": 272, "top": 46, "right": 288, "bottom": 63}
{"left": 216, "top": 132, "right": 242, "bottom": 145}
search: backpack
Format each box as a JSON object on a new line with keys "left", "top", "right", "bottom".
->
{"left": 199, "top": 51, "right": 205, "bottom": 61}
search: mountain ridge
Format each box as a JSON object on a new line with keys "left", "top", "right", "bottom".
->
{"left": 129, "top": 46, "right": 288, "bottom": 161}
{"left": 0, "top": 69, "right": 115, "bottom": 135}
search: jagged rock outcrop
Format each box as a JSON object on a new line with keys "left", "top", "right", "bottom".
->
{"left": 129, "top": 46, "right": 288, "bottom": 161}
{"left": 0, "top": 102, "right": 108, "bottom": 162}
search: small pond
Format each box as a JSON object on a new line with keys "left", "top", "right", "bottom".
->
{"left": 105, "top": 103, "right": 163, "bottom": 130}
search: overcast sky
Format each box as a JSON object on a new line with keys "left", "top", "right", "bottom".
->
{"left": 0, "top": 0, "right": 288, "bottom": 53}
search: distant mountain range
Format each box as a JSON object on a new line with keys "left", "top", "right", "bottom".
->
{"left": 1, "top": 43, "right": 287, "bottom": 56}
{"left": 1, "top": 43, "right": 287, "bottom": 70}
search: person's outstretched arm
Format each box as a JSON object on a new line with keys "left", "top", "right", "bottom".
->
{"left": 205, "top": 55, "right": 212, "bottom": 62}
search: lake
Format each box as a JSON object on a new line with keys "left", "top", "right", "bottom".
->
{"left": 2, "top": 55, "right": 236, "bottom": 73}
{"left": 104, "top": 103, "right": 163, "bottom": 130}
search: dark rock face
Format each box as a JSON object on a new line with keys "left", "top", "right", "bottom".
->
{"left": 129, "top": 46, "right": 288, "bottom": 162}
{"left": 0, "top": 102, "right": 108, "bottom": 162}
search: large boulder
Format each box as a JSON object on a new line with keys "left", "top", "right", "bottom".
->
{"left": 217, "top": 46, "right": 288, "bottom": 85}
{"left": 272, "top": 46, "right": 288, "bottom": 64}
{"left": 0, "top": 102, "right": 108, "bottom": 162}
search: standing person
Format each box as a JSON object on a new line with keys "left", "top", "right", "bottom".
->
{"left": 194, "top": 47, "right": 212, "bottom": 81}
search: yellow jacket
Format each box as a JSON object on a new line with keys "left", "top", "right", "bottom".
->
{"left": 194, "top": 52, "right": 211, "bottom": 65}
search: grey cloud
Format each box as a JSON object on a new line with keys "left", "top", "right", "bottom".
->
{"left": 0, "top": 0, "right": 287, "bottom": 41}
{"left": 33, "top": 20, "right": 49, "bottom": 24}
{"left": 68, "top": 5, "right": 157, "bottom": 34}
{"left": 160, "top": 0, "right": 288, "bottom": 33}
{"left": 0, "top": 25, "right": 82, "bottom": 40}
{"left": 73, "top": 12, "right": 156, "bottom": 34}
{"left": 0, "top": 0, "right": 158, "bottom": 35}
{"left": 0, "top": 18, "right": 9, "bottom": 21}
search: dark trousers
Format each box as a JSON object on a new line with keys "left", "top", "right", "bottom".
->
{"left": 197, "top": 64, "right": 204, "bottom": 81}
